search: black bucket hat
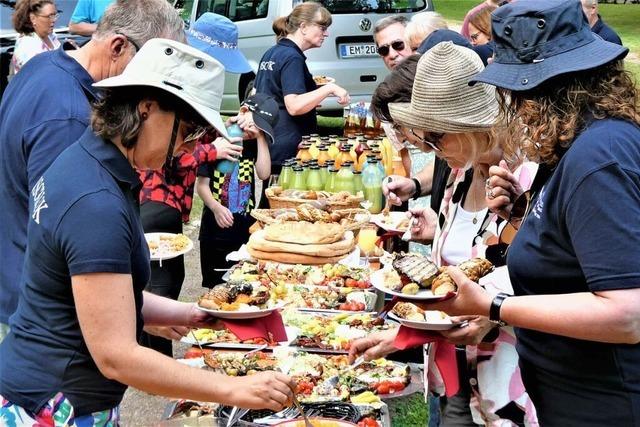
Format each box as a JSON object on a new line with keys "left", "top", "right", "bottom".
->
{"left": 469, "top": 0, "right": 628, "bottom": 91}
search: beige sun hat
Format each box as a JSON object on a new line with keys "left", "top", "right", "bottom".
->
{"left": 389, "top": 41, "right": 498, "bottom": 133}
{"left": 93, "top": 38, "right": 229, "bottom": 140}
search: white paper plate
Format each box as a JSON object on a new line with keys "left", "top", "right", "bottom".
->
{"left": 371, "top": 212, "right": 410, "bottom": 233}
{"left": 196, "top": 302, "right": 285, "bottom": 319}
{"left": 145, "top": 232, "right": 193, "bottom": 261}
{"left": 313, "top": 76, "right": 335, "bottom": 86}
{"left": 387, "top": 311, "right": 456, "bottom": 331}
{"left": 370, "top": 269, "right": 447, "bottom": 301}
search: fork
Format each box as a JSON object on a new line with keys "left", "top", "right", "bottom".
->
{"left": 290, "top": 392, "right": 313, "bottom": 427}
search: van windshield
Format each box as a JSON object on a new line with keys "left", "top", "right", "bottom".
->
{"left": 301, "top": 0, "right": 426, "bottom": 14}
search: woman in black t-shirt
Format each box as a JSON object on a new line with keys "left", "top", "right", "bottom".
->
{"left": 253, "top": 2, "right": 350, "bottom": 171}
{"left": 423, "top": 1, "right": 640, "bottom": 425}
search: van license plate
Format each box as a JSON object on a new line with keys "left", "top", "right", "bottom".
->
{"left": 339, "top": 43, "right": 377, "bottom": 58}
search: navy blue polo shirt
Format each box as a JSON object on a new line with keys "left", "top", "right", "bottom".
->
{"left": 0, "top": 128, "right": 150, "bottom": 415}
{"left": 0, "top": 48, "right": 98, "bottom": 324}
{"left": 592, "top": 15, "right": 622, "bottom": 45}
{"left": 254, "top": 38, "right": 317, "bottom": 166}
{"left": 508, "top": 119, "right": 640, "bottom": 423}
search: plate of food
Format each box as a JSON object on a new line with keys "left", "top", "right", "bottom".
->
{"left": 313, "top": 75, "right": 335, "bottom": 86}
{"left": 371, "top": 212, "right": 410, "bottom": 233}
{"left": 388, "top": 302, "right": 457, "bottom": 331}
{"left": 145, "top": 232, "right": 193, "bottom": 261}
{"left": 371, "top": 254, "right": 494, "bottom": 301}
{"left": 196, "top": 282, "right": 286, "bottom": 319}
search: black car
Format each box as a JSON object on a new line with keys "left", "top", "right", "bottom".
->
{"left": 1, "top": 0, "right": 89, "bottom": 96}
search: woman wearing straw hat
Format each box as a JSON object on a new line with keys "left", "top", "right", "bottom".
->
{"left": 425, "top": 0, "right": 640, "bottom": 424}
{"left": 352, "top": 41, "right": 538, "bottom": 426}
{"left": 0, "top": 39, "right": 293, "bottom": 424}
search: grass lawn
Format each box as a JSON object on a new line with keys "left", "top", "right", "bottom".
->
{"left": 434, "top": 1, "right": 640, "bottom": 81}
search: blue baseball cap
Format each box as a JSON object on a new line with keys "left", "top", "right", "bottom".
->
{"left": 469, "top": 0, "right": 628, "bottom": 91}
{"left": 186, "top": 13, "right": 252, "bottom": 74}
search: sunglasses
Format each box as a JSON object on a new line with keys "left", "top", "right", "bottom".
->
{"left": 409, "top": 129, "right": 444, "bottom": 152}
{"left": 182, "top": 119, "right": 210, "bottom": 143}
{"left": 115, "top": 31, "right": 140, "bottom": 52}
{"left": 377, "top": 40, "right": 405, "bottom": 57}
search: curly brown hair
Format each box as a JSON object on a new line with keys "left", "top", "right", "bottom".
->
{"left": 497, "top": 61, "right": 640, "bottom": 167}
{"left": 12, "top": 0, "right": 54, "bottom": 34}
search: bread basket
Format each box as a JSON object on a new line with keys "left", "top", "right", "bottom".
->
{"left": 265, "top": 187, "right": 364, "bottom": 211}
{"left": 250, "top": 207, "right": 370, "bottom": 232}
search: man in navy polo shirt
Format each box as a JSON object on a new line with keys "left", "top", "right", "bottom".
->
{"left": 0, "top": 0, "right": 185, "bottom": 337}
{"left": 581, "top": 0, "right": 622, "bottom": 45}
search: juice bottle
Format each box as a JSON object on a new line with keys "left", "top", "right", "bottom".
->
{"left": 334, "top": 146, "right": 351, "bottom": 169}
{"left": 352, "top": 170, "right": 363, "bottom": 196}
{"left": 290, "top": 166, "right": 307, "bottom": 190}
{"left": 306, "top": 165, "right": 324, "bottom": 191}
{"left": 319, "top": 163, "right": 329, "bottom": 187}
{"left": 324, "top": 167, "right": 338, "bottom": 192}
{"left": 278, "top": 160, "right": 293, "bottom": 190}
{"left": 334, "top": 163, "right": 356, "bottom": 195}
{"left": 317, "top": 147, "right": 330, "bottom": 166}
{"left": 296, "top": 143, "right": 313, "bottom": 163}
{"left": 357, "top": 140, "right": 372, "bottom": 172}
{"left": 361, "top": 159, "right": 384, "bottom": 213}
{"left": 308, "top": 134, "right": 320, "bottom": 159}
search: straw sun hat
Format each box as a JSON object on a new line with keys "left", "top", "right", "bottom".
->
{"left": 389, "top": 41, "right": 498, "bottom": 133}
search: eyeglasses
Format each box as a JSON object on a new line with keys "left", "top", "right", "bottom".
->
{"left": 376, "top": 40, "right": 405, "bottom": 57}
{"left": 409, "top": 129, "right": 444, "bottom": 152}
{"left": 115, "top": 31, "right": 140, "bottom": 52}
{"left": 36, "top": 12, "right": 59, "bottom": 20}
{"left": 312, "top": 22, "right": 329, "bottom": 32}
{"left": 484, "top": 190, "right": 533, "bottom": 267}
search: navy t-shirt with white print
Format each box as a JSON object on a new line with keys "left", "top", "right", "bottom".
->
{"left": 507, "top": 118, "right": 640, "bottom": 423}
{"left": 0, "top": 128, "right": 150, "bottom": 415}
{"left": 254, "top": 38, "right": 317, "bottom": 166}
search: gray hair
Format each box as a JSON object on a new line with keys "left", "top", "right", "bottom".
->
{"left": 373, "top": 15, "right": 408, "bottom": 37}
{"left": 94, "top": 0, "right": 186, "bottom": 45}
{"left": 405, "top": 12, "right": 447, "bottom": 49}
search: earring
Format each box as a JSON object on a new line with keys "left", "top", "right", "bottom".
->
{"left": 141, "top": 112, "right": 148, "bottom": 120}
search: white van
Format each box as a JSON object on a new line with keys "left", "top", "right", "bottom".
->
{"left": 174, "top": 0, "right": 432, "bottom": 115}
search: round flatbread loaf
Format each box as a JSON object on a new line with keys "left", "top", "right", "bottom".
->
{"left": 262, "top": 221, "right": 344, "bottom": 245}
{"left": 248, "top": 230, "right": 354, "bottom": 257}
{"left": 246, "top": 246, "right": 349, "bottom": 265}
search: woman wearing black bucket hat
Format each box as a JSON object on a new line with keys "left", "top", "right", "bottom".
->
{"left": 425, "top": 0, "right": 640, "bottom": 424}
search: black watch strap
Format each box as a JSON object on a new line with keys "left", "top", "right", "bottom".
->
{"left": 489, "top": 292, "right": 510, "bottom": 326}
{"left": 411, "top": 177, "right": 422, "bottom": 200}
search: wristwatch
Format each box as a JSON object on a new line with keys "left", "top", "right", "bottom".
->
{"left": 411, "top": 177, "right": 422, "bottom": 200}
{"left": 489, "top": 292, "right": 510, "bottom": 327}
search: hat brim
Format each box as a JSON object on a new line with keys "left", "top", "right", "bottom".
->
{"left": 252, "top": 114, "right": 275, "bottom": 144}
{"left": 470, "top": 36, "right": 628, "bottom": 91}
{"left": 187, "top": 36, "right": 252, "bottom": 74}
{"left": 388, "top": 102, "right": 495, "bottom": 134}
{"left": 93, "top": 77, "right": 230, "bottom": 140}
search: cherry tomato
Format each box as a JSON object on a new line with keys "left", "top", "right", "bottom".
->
{"left": 357, "top": 418, "right": 379, "bottom": 427}
{"left": 355, "top": 302, "right": 366, "bottom": 311}
{"left": 376, "top": 383, "right": 391, "bottom": 394}
{"left": 339, "top": 303, "right": 350, "bottom": 311}
{"left": 346, "top": 278, "right": 357, "bottom": 287}
{"left": 184, "top": 347, "right": 212, "bottom": 359}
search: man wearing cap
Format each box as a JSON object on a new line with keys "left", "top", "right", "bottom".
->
{"left": 197, "top": 93, "right": 279, "bottom": 288}
{"left": 0, "top": 0, "right": 185, "bottom": 341}
{"left": 581, "top": 0, "right": 622, "bottom": 45}
{"left": 136, "top": 13, "right": 269, "bottom": 356}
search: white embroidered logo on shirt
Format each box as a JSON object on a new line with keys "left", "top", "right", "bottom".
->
{"left": 259, "top": 60, "right": 275, "bottom": 71}
{"left": 32, "top": 176, "right": 48, "bottom": 224}
{"left": 531, "top": 186, "right": 545, "bottom": 219}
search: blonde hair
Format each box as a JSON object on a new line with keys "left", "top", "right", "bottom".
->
{"left": 272, "top": 2, "right": 332, "bottom": 41}
{"left": 448, "top": 131, "right": 498, "bottom": 170}
{"left": 405, "top": 12, "right": 447, "bottom": 50}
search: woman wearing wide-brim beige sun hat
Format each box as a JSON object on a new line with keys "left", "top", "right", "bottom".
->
{"left": 349, "top": 41, "right": 540, "bottom": 425}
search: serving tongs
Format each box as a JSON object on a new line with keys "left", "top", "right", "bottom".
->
{"left": 224, "top": 345, "right": 269, "bottom": 426}
{"left": 320, "top": 355, "right": 366, "bottom": 388}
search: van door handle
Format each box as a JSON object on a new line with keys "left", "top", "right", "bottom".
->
{"left": 360, "top": 75, "right": 377, "bottom": 82}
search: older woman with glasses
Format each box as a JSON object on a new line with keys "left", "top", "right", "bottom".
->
{"left": 11, "top": 0, "right": 61, "bottom": 74}
{"left": 0, "top": 40, "right": 293, "bottom": 425}
{"left": 254, "top": 2, "right": 349, "bottom": 175}
{"left": 427, "top": 0, "right": 640, "bottom": 424}
{"left": 352, "top": 42, "right": 539, "bottom": 426}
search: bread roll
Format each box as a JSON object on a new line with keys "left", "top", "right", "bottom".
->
{"left": 248, "top": 230, "right": 354, "bottom": 257}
